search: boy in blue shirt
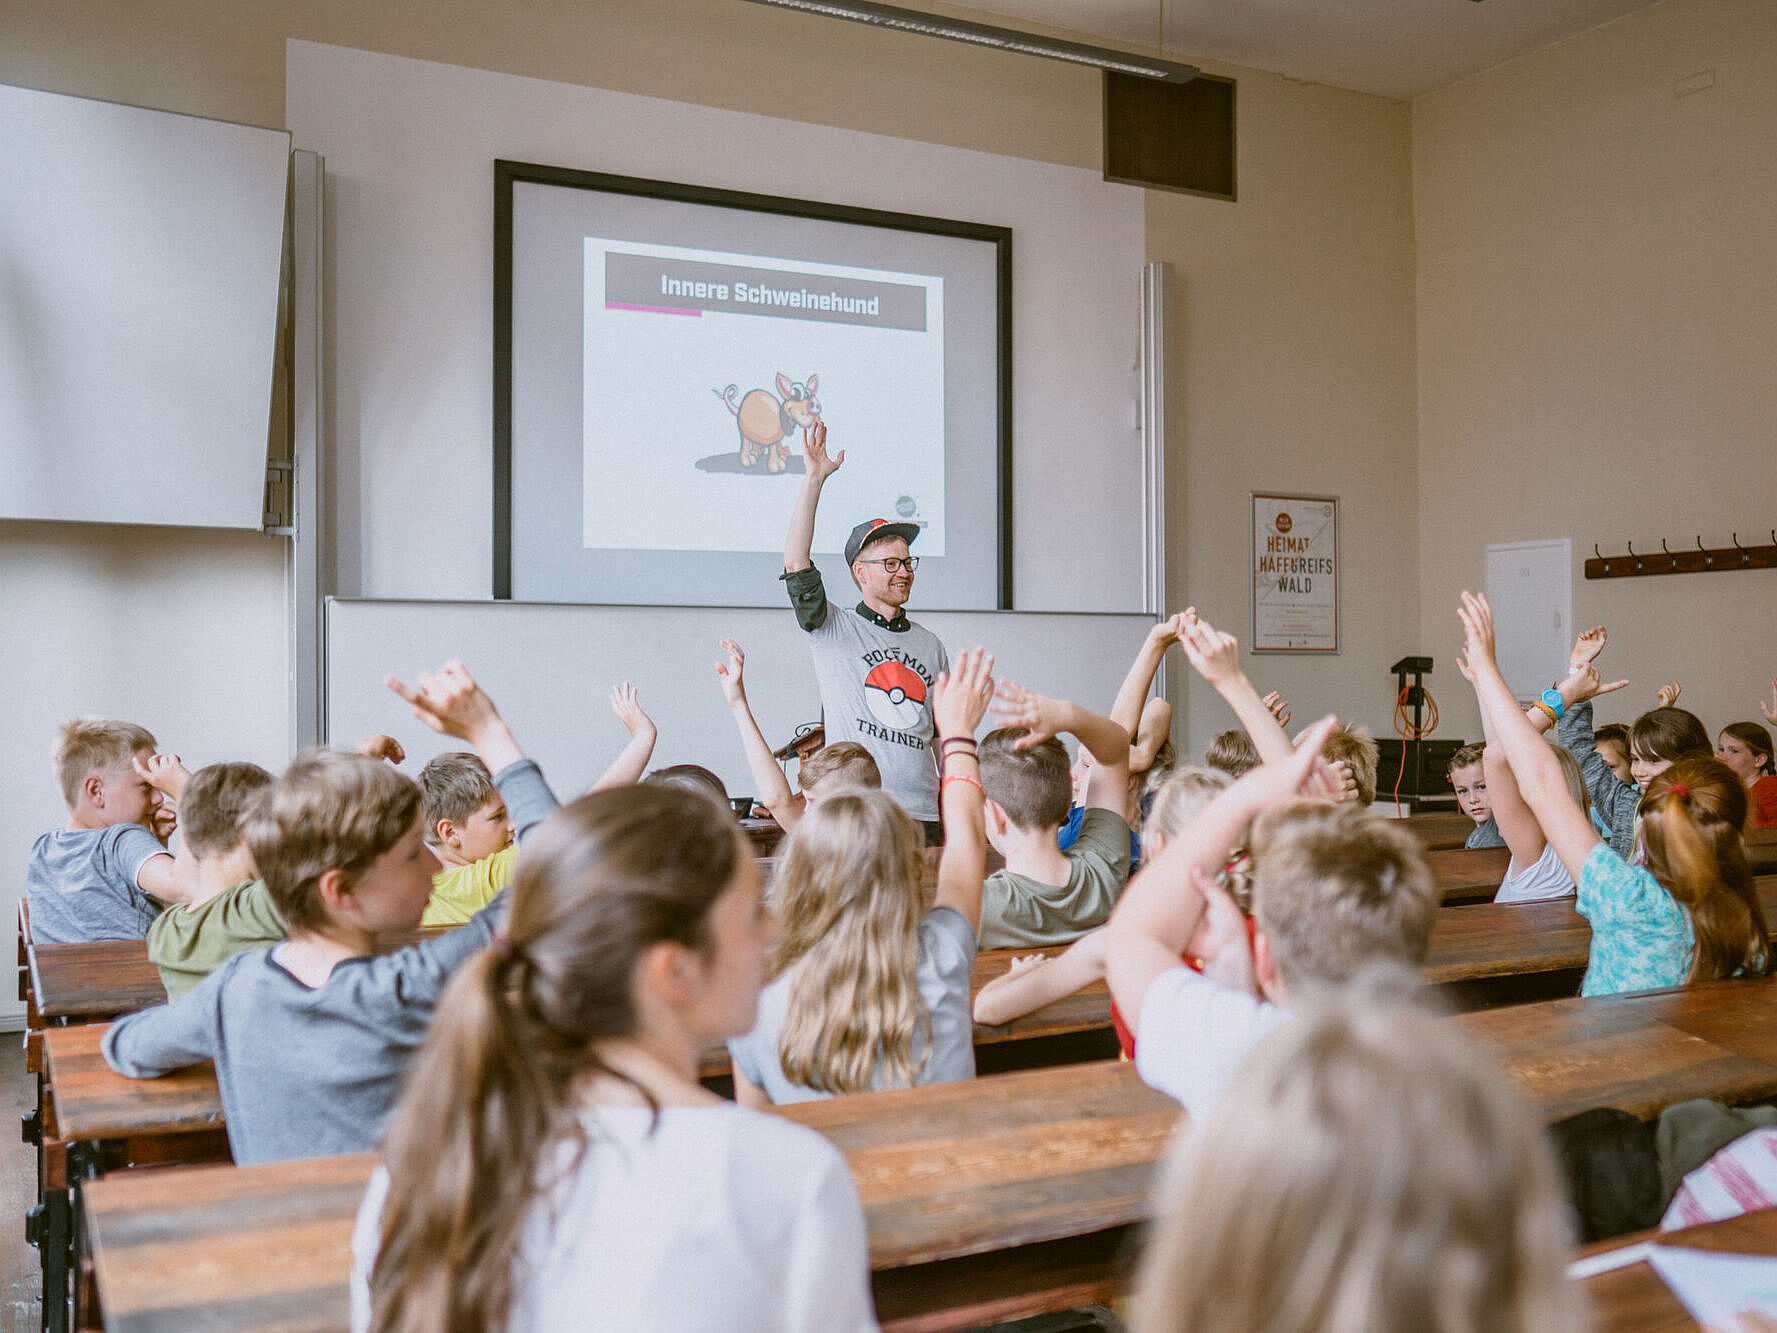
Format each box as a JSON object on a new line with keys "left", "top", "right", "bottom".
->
{"left": 26, "top": 718, "right": 193, "bottom": 943}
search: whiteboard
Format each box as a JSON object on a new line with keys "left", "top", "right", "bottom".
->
{"left": 326, "top": 599, "right": 1158, "bottom": 799}
{"left": 0, "top": 83, "right": 289, "bottom": 528}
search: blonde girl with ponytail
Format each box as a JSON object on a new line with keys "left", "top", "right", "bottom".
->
{"left": 1458, "top": 592, "right": 1767, "bottom": 997}
{"left": 352, "top": 782, "right": 877, "bottom": 1333}
{"left": 728, "top": 648, "right": 996, "bottom": 1105}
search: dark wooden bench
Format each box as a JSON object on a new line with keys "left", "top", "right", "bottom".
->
{"left": 1577, "top": 1205, "right": 1777, "bottom": 1328}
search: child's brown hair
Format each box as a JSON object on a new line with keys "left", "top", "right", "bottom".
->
{"left": 1251, "top": 803, "right": 1437, "bottom": 990}
{"left": 416, "top": 752, "right": 495, "bottom": 844}
{"left": 1203, "top": 729, "right": 1259, "bottom": 778}
{"left": 179, "top": 762, "right": 274, "bottom": 858}
{"left": 796, "top": 742, "right": 881, "bottom": 794}
{"left": 53, "top": 717, "right": 157, "bottom": 807}
{"left": 1630, "top": 708, "right": 1712, "bottom": 767}
{"left": 246, "top": 749, "right": 422, "bottom": 933}
{"left": 977, "top": 728, "right": 1071, "bottom": 831}
{"left": 1317, "top": 722, "right": 1380, "bottom": 805}
{"left": 1639, "top": 759, "right": 1768, "bottom": 983}
{"left": 1447, "top": 742, "right": 1485, "bottom": 777}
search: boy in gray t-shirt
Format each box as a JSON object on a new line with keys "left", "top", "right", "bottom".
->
{"left": 104, "top": 664, "right": 557, "bottom": 1165}
{"left": 26, "top": 717, "right": 191, "bottom": 944}
{"left": 780, "top": 423, "right": 948, "bottom": 826}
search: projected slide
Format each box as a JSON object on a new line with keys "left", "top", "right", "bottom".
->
{"left": 582, "top": 238, "right": 946, "bottom": 556}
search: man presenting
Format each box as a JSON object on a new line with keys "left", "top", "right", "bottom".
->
{"left": 781, "top": 422, "right": 949, "bottom": 840}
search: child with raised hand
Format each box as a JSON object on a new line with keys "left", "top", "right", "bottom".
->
{"left": 353, "top": 783, "right": 875, "bottom": 1333}
{"left": 1457, "top": 592, "right": 1767, "bottom": 996}
{"left": 973, "top": 767, "right": 1239, "bottom": 1049}
{"left": 418, "top": 682, "right": 654, "bottom": 927}
{"left": 1176, "top": 610, "right": 1293, "bottom": 766}
{"left": 1446, "top": 744, "right": 1507, "bottom": 848}
{"left": 726, "top": 648, "right": 994, "bottom": 1105}
{"left": 1135, "top": 990, "right": 1577, "bottom": 1333}
{"left": 976, "top": 677, "right": 1132, "bottom": 949}
{"left": 144, "top": 761, "right": 280, "bottom": 999}
{"left": 715, "top": 638, "right": 880, "bottom": 832}
{"left": 1717, "top": 721, "right": 1777, "bottom": 829}
{"left": 25, "top": 718, "right": 193, "bottom": 943}
{"left": 102, "top": 662, "right": 559, "bottom": 1165}
{"left": 1103, "top": 718, "right": 1439, "bottom": 1116}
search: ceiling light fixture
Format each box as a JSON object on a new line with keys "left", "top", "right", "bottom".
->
{"left": 738, "top": 0, "right": 1201, "bottom": 82}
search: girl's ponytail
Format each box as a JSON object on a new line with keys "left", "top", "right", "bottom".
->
{"left": 1641, "top": 760, "right": 1765, "bottom": 983}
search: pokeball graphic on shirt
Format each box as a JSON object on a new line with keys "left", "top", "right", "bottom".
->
{"left": 864, "top": 661, "right": 926, "bottom": 731}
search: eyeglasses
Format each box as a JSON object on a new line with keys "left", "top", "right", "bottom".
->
{"left": 856, "top": 556, "right": 919, "bottom": 573}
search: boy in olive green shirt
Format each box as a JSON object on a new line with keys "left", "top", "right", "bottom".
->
{"left": 144, "top": 761, "right": 283, "bottom": 999}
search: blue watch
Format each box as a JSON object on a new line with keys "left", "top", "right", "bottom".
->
{"left": 1540, "top": 688, "right": 1566, "bottom": 721}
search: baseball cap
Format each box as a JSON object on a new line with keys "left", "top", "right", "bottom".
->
{"left": 843, "top": 518, "right": 921, "bottom": 566}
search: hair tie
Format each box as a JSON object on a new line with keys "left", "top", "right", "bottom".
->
{"left": 1668, "top": 783, "right": 1690, "bottom": 801}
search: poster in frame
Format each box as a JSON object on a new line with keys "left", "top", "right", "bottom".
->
{"left": 1251, "top": 492, "right": 1339, "bottom": 653}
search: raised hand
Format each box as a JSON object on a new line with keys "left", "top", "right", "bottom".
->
{"left": 934, "top": 647, "right": 995, "bottom": 739}
{"left": 1560, "top": 662, "right": 1629, "bottom": 707}
{"left": 1457, "top": 591, "right": 1498, "bottom": 669}
{"left": 1763, "top": 678, "right": 1777, "bottom": 726}
{"left": 714, "top": 640, "right": 748, "bottom": 707}
{"left": 801, "top": 421, "right": 844, "bottom": 483}
{"left": 353, "top": 734, "right": 406, "bottom": 764}
{"left": 1569, "top": 625, "right": 1607, "bottom": 672}
{"left": 989, "top": 677, "right": 1066, "bottom": 750}
{"left": 611, "top": 683, "right": 655, "bottom": 738}
{"left": 1261, "top": 690, "right": 1292, "bottom": 729}
{"left": 1655, "top": 680, "right": 1682, "bottom": 709}
{"left": 1178, "top": 608, "right": 1243, "bottom": 687}
{"left": 386, "top": 660, "right": 503, "bottom": 743}
{"left": 133, "top": 751, "right": 192, "bottom": 801}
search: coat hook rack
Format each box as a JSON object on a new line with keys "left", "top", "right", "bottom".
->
{"left": 1585, "top": 528, "right": 1777, "bottom": 579}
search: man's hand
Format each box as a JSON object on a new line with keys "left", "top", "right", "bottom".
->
{"left": 802, "top": 421, "right": 844, "bottom": 484}
{"left": 1261, "top": 691, "right": 1292, "bottom": 729}
{"left": 353, "top": 734, "right": 406, "bottom": 764}
{"left": 989, "top": 678, "right": 1067, "bottom": 749}
{"left": 1178, "top": 609, "right": 1244, "bottom": 688}
{"left": 386, "top": 661, "right": 504, "bottom": 745}
{"left": 934, "top": 647, "right": 995, "bottom": 740}
{"left": 1655, "top": 680, "right": 1682, "bottom": 709}
{"left": 715, "top": 639, "right": 748, "bottom": 707}
{"left": 611, "top": 683, "right": 655, "bottom": 738}
{"left": 1569, "top": 625, "right": 1607, "bottom": 672}
{"left": 133, "top": 752, "right": 192, "bottom": 802}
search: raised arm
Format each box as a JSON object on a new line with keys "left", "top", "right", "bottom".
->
{"left": 932, "top": 648, "right": 994, "bottom": 931}
{"left": 1454, "top": 658, "right": 1546, "bottom": 874}
{"left": 1178, "top": 609, "right": 1293, "bottom": 765}
{"left": 1104, "top": 716, "right": 1339, "bottom": 1034}
{"left": 1111, "top": 617, "right": 1180, "bottom": 747}
{"left": 781, "top": 422, "right": 843, "bottom": 573}
{"left": 1456, "top": 594, "right": 1600, "bottom": 881}
{"left": 990, "top": 680, "right": 1130, "bottom": 813}
{"left": 715, "top": 640, "right": 798, "bottom": 829}
{"left": 587, "top": 684, "right": 658, "bottom": 793}
{"left": 386, "top": 660, "right": 525, "bottom": 777}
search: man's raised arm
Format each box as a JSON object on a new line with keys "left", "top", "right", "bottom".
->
{"left": 782, "top": 422, "right": 843, "bottom": 573}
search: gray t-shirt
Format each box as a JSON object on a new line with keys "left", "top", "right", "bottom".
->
{"left": 783, "top": 566, "right": 949, "bottom": 821}
{"left": 100, "top": 758, "right": 557, "bottom": 1165}
{"left": 728, "top": 905, "right": 977, "bottom": 1103}
{"left": 26, "top": 822, "right": 171, "bottom": 944}
{"left": 979, "top": 807, "right": 1132, "bottom": 949}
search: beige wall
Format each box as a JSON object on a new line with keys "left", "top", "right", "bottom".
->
{"left": 1416, "top": 0, "right": 1777, "bottom": 744}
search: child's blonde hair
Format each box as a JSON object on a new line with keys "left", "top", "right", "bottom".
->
{"left": 769, "top": 789, "right": 929, "bottom": 1094}
{"left": 53, "top": 717, "right": 157, "bottom": 807}
{"left": 1141, "top": 766, "right": 1231, "bottom": 845}
{"left": 1251, "top": 803, "right": 1437, "bottom": 990}
{"left": 246, "top": 749, "right": 422, "bottom": 933}
{"left": 1203, "top": 729, "right": 1259, "bottom": 778}
{"left": 796, "top": 741, "right": 881, "bottom": 794}
{"left": 1136, "top": 987, "right": 1577, "bottom": 1333}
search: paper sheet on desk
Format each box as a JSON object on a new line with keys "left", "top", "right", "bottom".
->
{"left": 1646, "top": 1246, "right": 1777, "bottom": 1326}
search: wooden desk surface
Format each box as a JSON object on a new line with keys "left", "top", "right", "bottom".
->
{"left": 1402, "top": 810, "right": 1482, "bottom": 850}
{"left": 30, "top": 940, "right": 164, "bottom": 1022}
{"left": 1580, "top": 1206, "right": 1777, "bottom": 1331}
{"left": 1429, "top": 845, "right": 1512, "bottom": 904}
{"left": 42, "top": 1023, "right": 224, "bottom": 1142}
{"left": 81, "top": 1060, "right": 1178, "bottom": 1331}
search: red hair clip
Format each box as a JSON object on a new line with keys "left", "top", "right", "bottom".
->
{"left": 1668, "top": 783, "right": 1691, "bottom": 800}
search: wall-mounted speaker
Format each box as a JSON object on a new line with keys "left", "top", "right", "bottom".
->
{"left": 1103, "top": 70, "right": 1236, "bottom": 201}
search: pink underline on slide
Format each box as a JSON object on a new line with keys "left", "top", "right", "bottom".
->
{"left": 605, "top": 302, "right": 702, "bottom": 316}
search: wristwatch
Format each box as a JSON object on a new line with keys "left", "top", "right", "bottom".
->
{"left": 1540, "top": 688, "right": 1566, "bottom": 721}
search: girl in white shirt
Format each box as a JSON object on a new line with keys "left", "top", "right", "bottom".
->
{"left": 351, "top": 782, "right": 877, "bottom": 1333}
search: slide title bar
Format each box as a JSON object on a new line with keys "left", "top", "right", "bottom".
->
{"left": 605, "top": 252, "right": 928, "bottom": 331}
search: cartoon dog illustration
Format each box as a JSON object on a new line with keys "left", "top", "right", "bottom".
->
{"left": 713, "top": 373, "right": 821, "bottom": 474}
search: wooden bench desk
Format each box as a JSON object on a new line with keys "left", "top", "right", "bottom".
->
{"left": 1429, "top": 845, "right": 1513, "bottom": 904}
{"left": 1578, "top": 1206, "right": 1777, "bottom": 1330}
{"left": 79, "top": 1060, "right": 1178, "bottom": 1333}
{"left": 30, "top": 940, "right": 164, "bottom": 1025}
{"left": 1403, "top": 810, "right": 1482, "bottom": 850}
